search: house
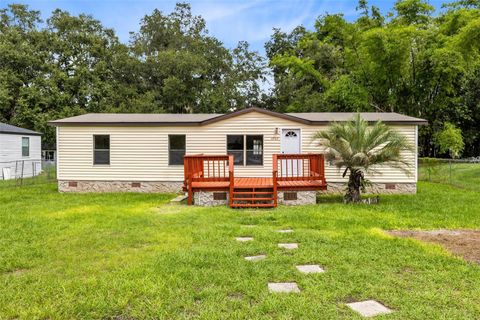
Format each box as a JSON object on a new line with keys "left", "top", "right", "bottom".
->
{"left": 41, "top": 143, "right": 56, "bottom": 166}
{"left": 49, "top": 107, "right": 427, "bottom": 207}
{"left": 0, "top": 122, "right": 42, "bottom": 180}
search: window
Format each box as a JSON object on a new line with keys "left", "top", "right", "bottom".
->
{"left": 227, "top": 135, "right": 263, "bottom": 166}
{"left": 227, "top": 135, "right": 244, "bottom": 165}
{"left": 22, "top": 137, "right": 29, "bottom": 157}
{"left": 93, "top": 135, "right": 110, "bottom": 165}
{"left": 246, "top": 135, "right": 263, "bottom": 165}
{"left": 42, "top": 150, "right": 55, "bottom": 161}
{"left": 169, "top": 135, "right": 186, "bottom": 165}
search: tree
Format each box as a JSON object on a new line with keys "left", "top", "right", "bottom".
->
{"left": 130, "top": 3, "right": 264, "bottom": 114}
{"left": 314, "top": 114, "right": 413, "bottom": 203}
{"left": 0, "top": 3, "right": 265, "bottom": 148}
{"left": 266, "top": 0, "right": 480, "bottom": 157}
{"left": 435, "top": 122, "right": 464, "bottom": 158}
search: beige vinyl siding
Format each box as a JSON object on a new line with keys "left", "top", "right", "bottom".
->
{"left": 57, "top": 111, "right": 417, "bottom": 183}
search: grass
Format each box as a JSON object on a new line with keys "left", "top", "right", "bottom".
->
{"left": 0, "top": 165, "right": 56, "bottom": 189}
{"left": 1, "top": 180, "right": 480, "bottom": 319}
{"left": 419, "top": 160, "right": 480, "bottom": 192}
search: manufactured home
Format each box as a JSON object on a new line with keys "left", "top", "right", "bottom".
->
{"left": 49, "top": 108, "right": 427, "bottom": 207}
{"left": 0, "top": 122, "right": 42, "bottom": 180}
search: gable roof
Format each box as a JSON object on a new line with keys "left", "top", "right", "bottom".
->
{"left": 48, "top": 107, "right": 428, "bottom": 126}
{"left": 0, "top": 122, "right": 42, "bottom": 135}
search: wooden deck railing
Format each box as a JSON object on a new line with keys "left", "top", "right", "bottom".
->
{"left": 184, "top": 154, "right": 234, "bottom": 205}
{"left": 273, "top": 154, "right": 326, "bottom": 182}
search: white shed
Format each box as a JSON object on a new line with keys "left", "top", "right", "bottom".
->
{"left": 0, "top": 123, "right": 42, "bottom": 180}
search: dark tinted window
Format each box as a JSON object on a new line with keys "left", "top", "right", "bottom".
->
{"left": 227, "top": 135, "right": 244, "bottom": 165}
{"left": 94, "top": 135, "right": 110, "bottom": 165}
{"left": 169, "top": 135, "right": 186, "bottom": 165}
{"left": 246, "top": 135, "right": 263, "bottom": 165}
{"left": 22, "top": 137, "right": 29, "bottom": 157}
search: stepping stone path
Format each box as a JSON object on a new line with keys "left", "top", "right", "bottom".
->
{"left": 278, "top": 243, "right": 298, "bottom": 249}
{"left": 346, "top": 300, "right": 393, "bottom": 318}
{"left": 236, "top": 237, "right": 253, "bottom": 242}
{"left": 234, "top": 226, "right": 390, "bottom": 315}
{"left": 244, "top": 255, "right": 266, "bottom": 262}
{"left": 296, "top": 264, "right": 325, "bottom": 274}
{"left": 268, "top": 282, "right": 300, "bottom": 293}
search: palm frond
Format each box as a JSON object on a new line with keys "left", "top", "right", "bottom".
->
{"left": 314, "top": 113, "right": 414, "bottom": 174}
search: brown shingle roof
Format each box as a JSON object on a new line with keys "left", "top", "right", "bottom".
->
{"left": 48, "top": 107, "right": 427, "bottom": 126}
{"left": 288, "top": 112, "right": 427, "bottom": 124}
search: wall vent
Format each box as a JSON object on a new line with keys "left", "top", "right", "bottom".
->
{"left": 213, "top": 192, "right": 227, "bottom": 200}
{"left": 283, "top": 192, "right": 298, "bottom": 201}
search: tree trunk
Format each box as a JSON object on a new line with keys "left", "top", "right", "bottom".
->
{"left": 344, "top": 169, "right": 363, "bottom": 203}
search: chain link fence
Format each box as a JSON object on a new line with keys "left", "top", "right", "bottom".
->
{"left": 418, "top": 157, "right": 480, "bottom": 191}
{"left": 0, "top": 159, "right": 57, "bottom": 188}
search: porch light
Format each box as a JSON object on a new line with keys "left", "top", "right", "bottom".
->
{"left": 274, "top": 127, "right": 279, "bottom": 135}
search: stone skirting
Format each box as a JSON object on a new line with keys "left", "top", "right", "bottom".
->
{"left": 194, "top": 191, "right": 229, "bottom": 206}
{"left": 278, "top": 191, "right": 317, "bottom": 205}
{"left": 58, "top": 180, "right": 183, "bottom": 193}
{"left": 318, "top": 182, "right": 417, "bottom": 195}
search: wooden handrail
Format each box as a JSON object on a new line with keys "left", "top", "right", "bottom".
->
{"left": 184, "top": 154, "right": 233, "bottom": 205}
{"left": 273, "top": 153, "right": 325, "bottom": 181}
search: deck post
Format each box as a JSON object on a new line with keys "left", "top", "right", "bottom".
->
{"left": 228, "top": 155, "right": 234, "bottom": 207}
{"left": 273, "top": 154, "right": 278, "bottom": 207}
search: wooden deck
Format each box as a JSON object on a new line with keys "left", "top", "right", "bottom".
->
{"left": 184, "top": 154, "right": 327, "bottom": 207}
{"left": 191, "top": 177, "right": 325, "bottom": 190}
{"left": 234, "top": 177, "right": 273, "bottom": 188}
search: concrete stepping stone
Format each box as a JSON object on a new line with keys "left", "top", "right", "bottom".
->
{"left": 236, "top": 237, "right": 253, "bottom": 242}
{"left": 278, "top": 243, "right": 298, "bottom": 249}
{"left": 170, "top": 194, "right": 188, "bottom": 202}
{"left": 244, "top": 254, "right": 266, "bottom": 261}
{"left": 296, "top": 264, "right": 325, "bottom": 274}
{"left": 276, "top": 229, "right": 294, "bottom": 233}
{"left": 268, "top": 282, "right": 300, "bottom": 293}
{"left": 346, "top": 300, "right": 393, "bottom": 318}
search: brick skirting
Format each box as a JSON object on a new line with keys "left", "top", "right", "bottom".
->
{"left": 58, "top": 180, "right": 183, "bottom": 193}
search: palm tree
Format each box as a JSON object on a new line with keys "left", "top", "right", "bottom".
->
{"left": 314, "top": 114, "right": 414, "bottom": 203}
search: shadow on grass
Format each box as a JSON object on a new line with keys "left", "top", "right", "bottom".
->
{"left": 317, "top": 195, "right": 344, "bottom": 204}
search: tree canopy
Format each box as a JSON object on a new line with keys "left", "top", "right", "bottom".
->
{"left": 266, "top": 0, "right": 480, "bottom": 157}
{"left": 0, "top": 3, "right": 265, "bottom": 146}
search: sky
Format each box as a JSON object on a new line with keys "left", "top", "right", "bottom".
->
{"left": 2, "top": 0, "right": 446, "bottom": 55}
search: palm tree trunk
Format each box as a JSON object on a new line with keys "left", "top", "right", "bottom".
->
{"left": 345, "top": 169, "right": 363, "bottom": 203}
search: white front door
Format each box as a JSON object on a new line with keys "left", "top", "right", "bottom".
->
{"left": 280, "top": 129, "right": 301, "bottom": 176}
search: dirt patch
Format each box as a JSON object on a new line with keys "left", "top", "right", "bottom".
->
{"left": 4, "top": 268, "right": 28, "bottom": 276}
{"left": 388, "top": 229, "right": 480, "bottom": 265}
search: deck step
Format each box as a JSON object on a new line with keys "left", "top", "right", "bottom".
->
{"left": 232, "top": 197, "right": 274, "bottom": 201}
{"left": 233, "top": 191, "right": 273, "bottom": 195}
{"left": 230, "top": 203, "right": 275, "bottom": 208}
{"left": 230, "top": 184, "right": 276, "bottom": 209}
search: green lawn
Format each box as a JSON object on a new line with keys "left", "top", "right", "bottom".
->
{"left": 419, "top": 161, "right": 480, "bottom": 192}
{"left": 1, "top": 181, "right": 480, "bottom": 319}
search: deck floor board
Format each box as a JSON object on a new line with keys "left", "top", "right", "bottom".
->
{"left": 192, "top": 177, "right": 326, "bottom": 190}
